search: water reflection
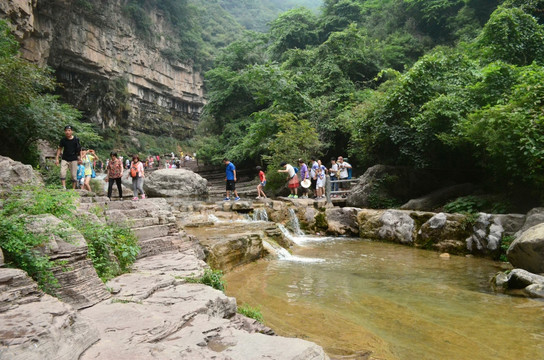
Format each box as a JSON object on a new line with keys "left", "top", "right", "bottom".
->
{"left": 225, "top": 238, "right": 544, "bottom": 360}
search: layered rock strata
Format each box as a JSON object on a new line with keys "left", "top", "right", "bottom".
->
{"left": 0, "top": 0, "right": 205, "bottom": 138}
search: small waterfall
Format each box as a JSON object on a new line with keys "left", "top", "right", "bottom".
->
{"left": 207, "top": 214, "right": 221, "bottom": 223}
{"left": 263, "top": 239, "right": 324, "bottom": 263}
{"left": 288, "top": 208, "right": 304, "bottom": 236}
{"left": 253, "top": 208, "right": 269, "bottom": 222}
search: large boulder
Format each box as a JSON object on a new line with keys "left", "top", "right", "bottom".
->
{"left": 416, "top": 212, "right": 470, "bottom": 254}
{"left": 128, "top": 168, "right": 208, "bottom": 197}
{"left": 358, "top": 209, "right": 417, "bottom": 244}
{"left": 507, "top": 223, "right": 544, "bottom": 273}
{"left": 0, "top": 155, "right": 42, "bottom": 191}
{"left": 514, "top": 207, "right": 544, "bottom": 237}
{"left": 400, "top": 183, "right": 476, "bottom": 211}
{"left": 325, "top": 207, "right": 360, "bottom": 236}
{"left": 346, "top": 165, "right": 443, "bottom": 208}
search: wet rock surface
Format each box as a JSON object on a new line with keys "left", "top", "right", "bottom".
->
{"left": 508, "top": 223, "right": 544, "bottom": 273}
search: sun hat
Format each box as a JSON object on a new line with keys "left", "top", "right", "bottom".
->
{"left": 301, "top": 179, "right": 311, "bottom": 188}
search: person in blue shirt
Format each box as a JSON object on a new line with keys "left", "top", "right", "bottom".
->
{"left": 76, "top": 159, "right": 85, "bottom": 189}
{"left": 223, "top": 158, "right": 240, "bottom": 201}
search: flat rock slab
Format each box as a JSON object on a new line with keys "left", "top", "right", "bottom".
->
{"left": 0, "top": 268, "right": 99, "bottom": 360}
{"left": 133, "top": 251, "right": 207, "bottom": 278}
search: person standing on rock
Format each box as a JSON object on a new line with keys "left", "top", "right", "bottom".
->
{"left": 278, "top": 162, "right": 299, "bottom": 198}
{"left": 337, "top": 156, "right": 352, "bottom": 197}
{"left": 126, "top": 154, "right": 146, "bottom": 200}
{"left": 223, "top": 158, "right": 240, "bottom": 201}
{"left": 106, "top": 152, "right": 124, "bottom": 200}
{"left": 298, "top": 159, "right": 310, "bottom": 199}
{"left": 329, "top": 157, "right": 339, "bottom": 197}
{"left": 55, "top": 125, "right": 81, "bottom": 190}
{"left": 256, "top": 166, "right": 267, "bottom": 199}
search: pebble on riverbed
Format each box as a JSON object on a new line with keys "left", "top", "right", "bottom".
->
{"left": 439, "top": 253, "right": 451, "bottom": 259}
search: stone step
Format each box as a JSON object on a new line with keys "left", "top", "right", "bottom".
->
{"left": 137, "top": 236, "right": 183, "bottom": 259}
{"left": 107, "top": 216, "right": 160, "bottom": 229}
{"left": 105, "top": 208, "right": 151, "bottom": 219}
{"left": 133, "top": 224, "right": 173, "bottom": 242}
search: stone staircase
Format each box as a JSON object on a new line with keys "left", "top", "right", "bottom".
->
{"left": 78, "top": 197, "right": 201, "bottom": 259}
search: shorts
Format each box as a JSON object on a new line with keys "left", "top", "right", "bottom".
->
{"left": 60, "top": 160, "right": 78, "bottom": 182}
{"left": 226, "top": 180, "right": 236, "bottom": 191}
{"left": 260, "top": 181, "right": 266, "bottom": 187}
{"left": 288, "top": 176, "right": 299, "bottom": 189}
{"left": 311, "top": 178, "right": 317, "bottom": 190}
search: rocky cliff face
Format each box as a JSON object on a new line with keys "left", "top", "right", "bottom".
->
{"left": 1, "top": 0, "right": 205, "bottom": 139}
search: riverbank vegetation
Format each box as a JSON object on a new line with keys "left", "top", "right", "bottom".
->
{"left": 0, "top": 185, "right": 140, "bottom": 294}
{"left": 197, "top": 0, "right": 544, "bottom": 201}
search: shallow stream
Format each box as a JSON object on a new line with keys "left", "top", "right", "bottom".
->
{"left": 224, "top": 234, "right": 544, "bottom": 359}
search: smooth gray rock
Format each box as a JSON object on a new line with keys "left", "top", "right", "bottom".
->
{"left": 131, "top": 168, "right": 208, "bottom": 197}
{"left": 325, "top": 207, "right": 360, "bottom": 235}
{"left": 0, "top": 268, "right": 99, "bottom": 360}
{"left": 401, "top": 183, "right": 476, "bottom": 211}
{"left": 378, "top": 210, "right": 415, "bottom": 244}
{"left": 493, "top": 214, "right": 526, "bottom": 236}
{"left": 0, "top": 155, "right": 42, "bottom": 191}
{"left": 524, "top": 284, "right": 544, "bottom": 298}
{"left": 508, "top": 223, "right": 544, "bottom": 273}
{"left": 417, "top": 212, "right": 469, "bottom": 254}
{"left": 506, "top": 268, "right": 544, "bottom": 289}
{"left": 515, "top": 208, "right": 544, "bottom": 237}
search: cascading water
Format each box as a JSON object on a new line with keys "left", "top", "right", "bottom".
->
{"left": 288, "top": 208, "right": 305, "bottom": 236}
{"left": 253, "top": 208, "right": 269, "bottom": 222}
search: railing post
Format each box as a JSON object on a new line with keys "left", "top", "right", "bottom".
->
{"left": 325, "top": 175, "right": 331, "bottom": 205}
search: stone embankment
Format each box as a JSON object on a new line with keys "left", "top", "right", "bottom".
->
{"left": 0, "top": 195, "right": 329, "bottom": 360}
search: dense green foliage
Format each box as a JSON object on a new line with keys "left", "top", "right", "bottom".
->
{"left": 0, "top": 185, "right": 140, "bottom": 292}
{"left": 199, "top": 0, "right": 544, "bottom": 198}
{"left": 220, "top": 0, "right": 321, "bottom": 32}
{"left": 0, "top": 20, "right": 100, "bottom": 165}
{"left": 185, "top": 268, "right": 226, "bottom": 291}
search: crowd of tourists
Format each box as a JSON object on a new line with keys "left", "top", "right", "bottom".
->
{"left": 222, "top": 157, "right": 352, "bottom": 201}
{"left": 55, "top": 125, "right": 191, "bottom": 201}
{"left": 278, "top": 157, "right": 352, "bottom": 199}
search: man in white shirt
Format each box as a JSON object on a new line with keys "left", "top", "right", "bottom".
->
{"left": 337, "top": 156, "right": 352, "bottom": 196}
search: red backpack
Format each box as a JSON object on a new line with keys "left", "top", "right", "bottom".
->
{"left": 130, "top": 163, "right": 139, "bottom": 177}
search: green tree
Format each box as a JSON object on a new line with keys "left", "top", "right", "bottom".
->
{"left": 477, "top": 6, "right": 544, "bottom": 66}
{"left": 0, "top": 20, "right": 99, "bottom": 164}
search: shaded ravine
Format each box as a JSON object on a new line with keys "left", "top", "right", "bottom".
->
{"left": 224, "top": 226, "right": 544, "bottom": 360}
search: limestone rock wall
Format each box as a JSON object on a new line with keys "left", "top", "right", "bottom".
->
{"left": 0, "top": 0, "right": 205, "bottom": 138}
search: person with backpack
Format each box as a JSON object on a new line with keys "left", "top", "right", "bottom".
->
{"left": 55, "top": 125, "right": 81, "bottom": 190}
{"left": 256, "top": 166, "right": 267, "bottom": 199}
{"left": 126, "top": 154, "right": 146, "bottom": 200}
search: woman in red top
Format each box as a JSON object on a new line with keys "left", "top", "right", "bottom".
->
{"left": 256, "top": 166, "right": 267, "bottom": 199}
{"left": 106, "top": 152, "right": 124, "bottom": 199}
